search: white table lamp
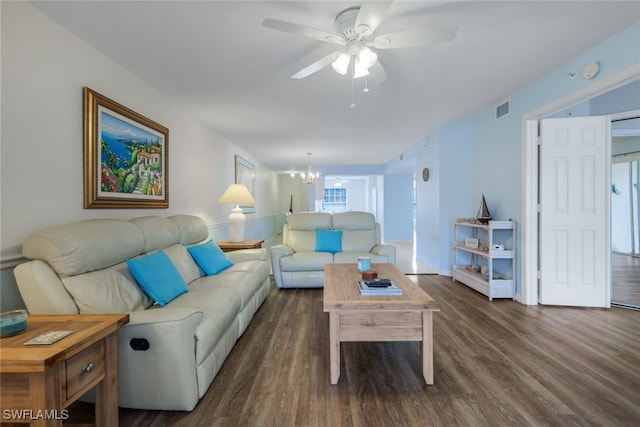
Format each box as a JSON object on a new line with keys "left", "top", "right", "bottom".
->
{"left": 218, "top": 184, "right": 256, "bottom": 242}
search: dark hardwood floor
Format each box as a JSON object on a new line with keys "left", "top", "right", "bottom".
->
{"left": 68, "top": 275, "right": 640, "bottom": 426}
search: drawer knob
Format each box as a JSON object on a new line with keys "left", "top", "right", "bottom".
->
{"left": 82, "top": 362, "right": 95, "bottom": 373}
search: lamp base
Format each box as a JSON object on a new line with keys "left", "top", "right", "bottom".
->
{"left": 228, "top": 206, "right": 247, "bottom": 243}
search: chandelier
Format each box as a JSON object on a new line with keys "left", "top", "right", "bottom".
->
{"left": 300, "top": 152, "right": 320, "bottom": 184}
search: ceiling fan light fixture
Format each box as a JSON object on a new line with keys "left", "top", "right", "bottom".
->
{"left": 358, "top": 46, "right": 377, "bottom": 69}
{"left": 331, "top": 53, "right": 350, "bottom": 75}
{"left": 353, "top": 59, "right": 370, "bottom": 79}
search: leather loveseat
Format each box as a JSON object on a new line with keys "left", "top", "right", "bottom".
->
{"left": 14, "top": 215, "right": 270, "bottom": 411}
{"left": 271, "top": 211, "right": 396, "bottom": 288}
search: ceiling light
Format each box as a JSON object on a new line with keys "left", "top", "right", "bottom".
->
{"left": 331, "top": 53, "right": 350, "bottom": 75}
{"left": 300, "top": 152, "right": 320, "bottom": 184}
{"left": 358, "top": 46, "right": 377, "bottom": 69}
{"left": 353, "top": 59, "right": 369, "bottom": 79}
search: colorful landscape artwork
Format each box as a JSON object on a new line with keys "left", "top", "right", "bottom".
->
{"left": 98, "top": 108, "right": 165, "bottom": 199}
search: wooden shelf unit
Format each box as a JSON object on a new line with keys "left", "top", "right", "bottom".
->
{"left": 452, "top": 220, "right": 516, "bottom": 301}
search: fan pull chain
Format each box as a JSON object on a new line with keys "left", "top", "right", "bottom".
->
{"left": 350, "top": 55, "right": 356, "bottom": 108}
{"left": 350, "top": 77, "right": 356, "bottom": 108}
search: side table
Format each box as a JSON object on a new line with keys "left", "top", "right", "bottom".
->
{"left": 0, "top": 314, "right": 129, "bottom": 426}
{"left": 217, "top": 239, "right": 264, "bottom": 252}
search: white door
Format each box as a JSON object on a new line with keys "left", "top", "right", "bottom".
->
{"left": 539, "top": 116, "right": 611, "bottom": 307}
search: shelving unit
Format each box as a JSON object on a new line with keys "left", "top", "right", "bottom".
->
{"left": 452, "top": 219, "right": 516, "bottom": 300}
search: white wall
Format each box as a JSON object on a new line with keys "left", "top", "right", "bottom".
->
{"left": 0, "top": 2, "right": 279, "bottom": 309}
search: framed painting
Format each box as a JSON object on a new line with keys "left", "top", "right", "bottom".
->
{"left": 83, "top": 87, "right": 169, "bottom": 208}
{"left": 235, "top": 155, "right": 256, "bottom": 213}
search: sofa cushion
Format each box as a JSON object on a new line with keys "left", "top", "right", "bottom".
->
{"left": 169, "top": 215, "right": 209, "bottom": 245}
{"left": 127, "top": 251, "right": 188, "bottom": 307}
{"left": 287, "top": 212, "right": 332, "bottom": 230}
{"left": 166, "top": 284, "right": 243, "bottom": 365}
{"left": 224, "top": 259, "right": 271, "bottom": 281}
{"left": 334, "top": 251, "right": 390, "bottom": 264}
{"left": 342, "top": 230, "right": 377, "bottom": 252}
{"left": 22, "top": 219, "right": 144, "bottom": 276}
{"left": 190, "top": 271, "right": 259, "bottom": 310}
{"left": 287, "top": 230, "right": 317, "bottom": 253}
{"left": 61, "top": 262, "right": 152, "bottom": 314}
{"left": 280, "top": 252, "right": 334, "bottom": 272}
{"left": 131, "top": 216, "right": 181, "bottom": 252}
{"left": 187, "top": 240, "right": 234, "bottom": 275}
{"left": 315, "top": 229, "right": 342, "bottom": 253}
{"left": 163, "top": 244, "right": 202, "bottom": 284}
{"left": 332, "top": 211, "right": 376, "bottom": 230}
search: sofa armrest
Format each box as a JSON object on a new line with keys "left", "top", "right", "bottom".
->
{"left": 226, "top": 248, "right": 267, "bottom": 263}
{"left": 117, "top": 307, "right": 204, "bottom": 411}
{"left": 270, "top": 244, "right": 294, "bottom": 288}
{"left": 372, "top": 244, "right": 397, "bottom": 265}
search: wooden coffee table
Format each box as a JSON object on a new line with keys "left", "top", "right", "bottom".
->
{"left": 323, "top": 263, "right": 440, "bottom": 385}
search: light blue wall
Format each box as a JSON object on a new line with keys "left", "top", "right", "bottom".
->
{"left": 413, "top": 121, "right": 474, "bottom": 273}
{"left": 389, "top": 21, "right": 640, "bottom": 284}
{"left": 474, "top": 21, "right": 639, "bottom": 225}
{"left": 416, "top": 130, "right": 440, "bottom": 269}
{"left": 590, "top": 78, "right": 640, "bottom": 115}
{"left": 473, "top": 21, "right": 639, "bottom": 293}
{"left": 383, "top": 174, "right": 414, "bottom": 240}
{"left": 438, "top": 121, "right": 475, "bottom": 273}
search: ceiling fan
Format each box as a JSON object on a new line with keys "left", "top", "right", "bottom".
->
{"left": 262, "top": 1, "right": 457, "bottom": 82}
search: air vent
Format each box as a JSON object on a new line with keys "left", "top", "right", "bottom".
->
{"left": 496, "top": 100, "right": 510, "bottom": 120}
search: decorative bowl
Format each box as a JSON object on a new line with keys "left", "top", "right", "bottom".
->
{"left": 0, "top": 309, "right": 28, "bottom": 338}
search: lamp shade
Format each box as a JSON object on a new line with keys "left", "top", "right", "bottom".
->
{"left": 331, "top": 53, "right": 350, "bottom": 75}
{"left": 358, "top": 46, "right": 377, "bottom": 69}
{"left": 218, "top": 184, "right": 256, "bottom": 206}
{"left": 353, "top": 59, "right": 370, "bottom": 79}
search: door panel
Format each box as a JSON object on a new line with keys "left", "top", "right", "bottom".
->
{"left": 539, "top": 116, "right": 611, "bottom": 307}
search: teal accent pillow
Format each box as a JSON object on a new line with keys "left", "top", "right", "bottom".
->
{"left": 187, "top": 240, "right": 234, "bottom": 275}
{"left": 126, "top": 250, "right": 188, "bottom": 307}
{"left": 315, "top": 229, "right": 343, "bottom": 254}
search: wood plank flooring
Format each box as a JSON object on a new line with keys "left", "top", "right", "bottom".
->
{"left": 67, "top": 275, "right": 640, "bottom": 426}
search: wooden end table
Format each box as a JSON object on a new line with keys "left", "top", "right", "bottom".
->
{"left": 216, "top": 239, "right": 264, "bottom": 252}
{"left": 0, "top": 314, "right": 129, "bottom": 426}
{"left": 323, "top": 263, "right": 440, "bottom": 385}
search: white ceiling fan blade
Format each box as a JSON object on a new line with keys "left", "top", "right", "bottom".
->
{"left": 355, "top": 1, "right": 393, "bottom": 38}
{"left": 262, "top": 18, "right": 345, "bottom": 45}
{"left": 292, "top": 52, "right": 342, "bottom": 79}
{"left": 370, "top": 26, "right": 458, "bottom": 49}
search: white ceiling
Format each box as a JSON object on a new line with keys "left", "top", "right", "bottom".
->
{"left": 31, "top": 1, "right": 640, "bottom": 173}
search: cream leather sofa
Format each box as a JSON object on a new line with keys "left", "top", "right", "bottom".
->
{"left": 14, "top": 215, "right": 270, "bottom": 411}
{"left": 271, "top": 211, "right": 396, "bottom": 288}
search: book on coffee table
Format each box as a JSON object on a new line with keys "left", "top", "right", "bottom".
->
{"left": 358, "top": 279, "right": 403, "bottom": 296}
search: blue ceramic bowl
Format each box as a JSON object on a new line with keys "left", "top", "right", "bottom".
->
{"left": 0, "top": 309, "right": 28, "bottom": 338}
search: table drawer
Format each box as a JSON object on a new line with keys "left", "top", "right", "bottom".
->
{"left": 65, "top": 340, "right": 105, "bottom": 398}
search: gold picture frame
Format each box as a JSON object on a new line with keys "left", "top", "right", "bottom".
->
{"left": 83, "top": 87, "right": 169, "bottom": 208}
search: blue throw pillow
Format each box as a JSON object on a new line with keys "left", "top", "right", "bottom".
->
{"left": 315, "top": 229, "right": 343, "bottom": 254}
{"left": 127, "top": 250, "right": 188, "bottom": 307}
{"left": 187, "top": 240, "right": 234, "bottom": 275}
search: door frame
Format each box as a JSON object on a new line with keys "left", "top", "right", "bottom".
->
{"left": 520, "top": 65, "right": 640, "bottom": 305}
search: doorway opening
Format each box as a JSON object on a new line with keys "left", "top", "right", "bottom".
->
{"left": 611, "top": 115, "right": 640, "bottom": 309}
{"left": 520, "top": 66, "right": 640, "bottom": 306}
